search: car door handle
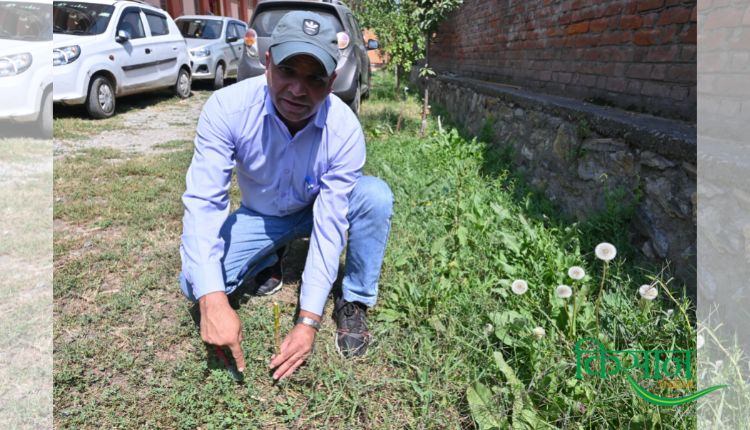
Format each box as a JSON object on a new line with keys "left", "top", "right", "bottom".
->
{"left": 145, "top": 48, "right": 151, "bottom": 54}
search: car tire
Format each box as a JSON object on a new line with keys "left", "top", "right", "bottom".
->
{"left": 174, "top": 68, "right": 191, "bottom": 99}
{"left": 212, "top": 63, "right": 225, "bottom": 90}
{"left": 38, "top": 90, "right": 53, "bottom": 139}
{"left": 348, "top": 85, "right": 361, "bottom": 116}
{"left": 86, "top": 76, "right": 116, "bottom": 119}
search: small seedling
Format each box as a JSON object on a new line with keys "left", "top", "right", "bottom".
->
{"left": 273, "top": 301, "right": 281, "bottom": 355}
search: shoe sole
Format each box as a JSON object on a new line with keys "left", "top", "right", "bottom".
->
{"left": 255, "top": 280, "right": 283, "bottom": 296}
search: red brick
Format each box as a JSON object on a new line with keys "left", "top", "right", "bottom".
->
{"left": 704, "top": 7, "right": 743, "bottom": 30}
{"left": 645, "top": 45, "right": 679, "bottom": 62}
{"left": 691, "top": 7, "right": 697, "bottom": 22}
{"left": 638, "top": 0, "right": 664, "bottom": 12}
{"left": 620, "top": 15, "right": 642, "bottom": 29}
{"left": 665, "top": 0, "right": 681, "bottom": 6}
{"left": 600, "top": 31, "right": 633, "bottom": 45}
{"left": 624, "top": 0, "right": 638, "bottom": 14}
{"left": 658, "top": 7, "right": 692, "bottom": 25}
{"left": 559, "top": 12, "right": 573, "bottom": 25}
{"left": 567, "top": 21, "right": 590, "bottom": 34}
{"left": 642, "top": 12, "right": 659, "bottom": 27}
{"left": 634, "top": 29, "right": 659, "bottom": 45}
{"left": 556, "top": 72, "right": 573, "bottom": 83}
{"left": 659, "top": 26, "right": 679, "bottom": 43}
{"left": 575, "top": 34, "right": 599, "bottom": 47}
{"left": 572, "top": 8, "right": 595, "bottom": 23}
{"left": 590, "top": 18, "right": 608, "bottom": 32}
{"left": 603, "top": 3, "right": 623, "bottom": 17}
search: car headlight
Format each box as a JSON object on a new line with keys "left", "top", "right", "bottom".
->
{"left": 190, "top": 48, "right": 211, "bottom": 57}
{"left": 0, "top": 53, "right": 32, "bottom": 77}
{"left": 53, "top": 46, "right": 81, "bottom": 66}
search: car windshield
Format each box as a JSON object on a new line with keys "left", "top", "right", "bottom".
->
{"left": 52, "top": 1, "right": 114, "bottom": 36}
{"left": 0, "top": 1, "right": 52, "bottom": 41}
{"left": 176, "top": 19, "right": 222, "bottom": 39}
{"left": 252, "top": 7, "right": 343, "bottom": 37}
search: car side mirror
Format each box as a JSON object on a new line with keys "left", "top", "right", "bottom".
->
{"left": 116, "top": 29, "right": 131, "bottom": 43}
{"left": 366, "top": 39, "right": 379, "bottom": 50}
{"left": 226, "top": 36, "right": 239, "bottom": 43}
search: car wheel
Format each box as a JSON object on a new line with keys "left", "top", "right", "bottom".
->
{"left": 86, "top": 76, "right": 116, "bottom": 119}
{"left": 174, "top": 68, "right": 191, "bottom": 99}
{"left": 348, "top": 85, "right": 361, "bottom": 115}
{"left": 212, "top": 63, "right": 225, "bottom": 90}
{"left": 38, "top": 90, "right": 53, "bottom": 139}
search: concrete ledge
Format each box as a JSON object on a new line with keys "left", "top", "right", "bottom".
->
{"left": 438, "top": 75, "right": 696, "bottom": 163}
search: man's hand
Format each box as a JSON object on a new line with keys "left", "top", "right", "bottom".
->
{"left": 269, "top": 312, "right": 319, "bottom": 380}
{"left": 199, "top": 291, "right": 246, "bottom": 372}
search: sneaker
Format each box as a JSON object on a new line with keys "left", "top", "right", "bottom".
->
{"left": 253, "top": 247, "right": 285, "bottom": 296}
{"left": 333, "top": 300, "right": 371, "bottom": 357}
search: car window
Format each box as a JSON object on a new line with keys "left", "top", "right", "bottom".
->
{"left": 252, "top": 7, "right": 343, "bottom": 37}
{"left": 231, "top": 22, "right": 245, "bottom": 38}
{"left": 0, "top": 1, "right": 52, "bottom": 41}
{"left": 346, "top": 13, "right": 363, "bottom": 46}
{"left": 176, "top": 18, "right": 222, "bottom": 39}
{"left": 226, "top": 21, "right": 237, "bottom": 38}
{"left": 52, "top": 1, "right": 113, "bottom": 36}
{"left": 144, "top": 10, "right": 168, "bottom": 36}
{"left": 117, "top": 7, "right": 145, "bottom": 39}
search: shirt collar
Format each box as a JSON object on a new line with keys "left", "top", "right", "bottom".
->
{"left": 263, "top": 84, "right": 330, "bottom": 131}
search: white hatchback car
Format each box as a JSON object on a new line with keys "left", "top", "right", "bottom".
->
{"left": 0, "top": 0, "right": 53, "bottom": 137}
{"left": 174, "top": 15, "right": 246, "bottom": 90}
{"left": 53, "top": 0, "right": 192, "bottom": 118}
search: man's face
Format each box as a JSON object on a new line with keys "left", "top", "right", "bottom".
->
{"left": 266, "top": 51, "right": 337, "bottom": 128}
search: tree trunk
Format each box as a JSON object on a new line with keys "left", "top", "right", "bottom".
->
{"left": 394, "top": 64, "right": 400, "bottom": 98}
{"left": 420, "top": 33, "right": 429, "bottom": 137}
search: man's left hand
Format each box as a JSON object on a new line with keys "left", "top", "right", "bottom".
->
{"left": 269, "top": 323, "right": 316, "bottom": 380}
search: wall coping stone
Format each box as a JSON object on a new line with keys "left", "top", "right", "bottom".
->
{"left": 438, "top": 75, "right": 696, "bottom": 163}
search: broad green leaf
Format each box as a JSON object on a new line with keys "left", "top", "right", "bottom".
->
{"left": 466, "top": 383, "right": 506, "bottom": 430}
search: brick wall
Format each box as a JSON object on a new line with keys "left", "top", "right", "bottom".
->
{"left": 429, "top": 0, "right": 697, "bottom": 121}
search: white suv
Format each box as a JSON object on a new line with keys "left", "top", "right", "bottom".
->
{"left": 53, "top": 0, "right": 192, "bottom": 118}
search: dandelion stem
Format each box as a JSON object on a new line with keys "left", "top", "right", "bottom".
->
{"left": 273, "top": 302, "right": 281, "bottom": 355}
{"left": 595, "top": 262, "right": 608, "bottom": 336}
{"left": 570, "top": 288, "right": 578, "bottom": 338}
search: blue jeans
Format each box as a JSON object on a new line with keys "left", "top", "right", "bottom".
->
{"left": 180, "top": 176, "right": 393, "bottom": 309}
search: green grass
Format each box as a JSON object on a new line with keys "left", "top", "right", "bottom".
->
{"left": 53, "top": 72, "right": 696, "bottom": 428}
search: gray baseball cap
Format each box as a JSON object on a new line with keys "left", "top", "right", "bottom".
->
{"left": 269, "top": 11, "right": 339, "bottom": 76}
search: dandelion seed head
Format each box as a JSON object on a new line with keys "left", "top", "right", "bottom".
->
{"left": 568, "top": 266, "right": 586, "bottom": 281}
{"left": 638, "top": 284, "right": 658, "bottom": 300}
{"left": 556, "top": 284, "right": 573, "bottom": 299}
{"left": 595, "top": 242, "right": 617, "bottom": 261}
{"left": 511, "top": 279, "right": 528, "bottom": 295}
{"left": 532, "top": 326, "right": 546, "bottom": 339}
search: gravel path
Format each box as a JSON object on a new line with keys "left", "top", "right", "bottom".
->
{"left": 54, "top": 88, "right": 212, "bottom": 157}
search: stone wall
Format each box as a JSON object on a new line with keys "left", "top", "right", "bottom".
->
{"left": 429, "top": 0, "right": 697, "bottom": 121}
{"left": 425, "top": 75, "right": 696, "bottom": 287}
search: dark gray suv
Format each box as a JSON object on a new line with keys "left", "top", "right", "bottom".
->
{"left": 237, "top": 0, "right": 378, "bottom": 114}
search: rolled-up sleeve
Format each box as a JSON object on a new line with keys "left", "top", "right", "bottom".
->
{"left": 299, "top": 126, "right": 366, "bottom": 316}
{"left": 180, "top": 94, "right": 236, "bottom": 300}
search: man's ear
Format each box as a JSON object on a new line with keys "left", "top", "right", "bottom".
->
{"left": 327, "top": 72, "right": 337, "bottom": 93}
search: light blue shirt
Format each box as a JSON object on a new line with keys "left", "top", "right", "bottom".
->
{"left": 180, "top": 75, "right": 366, "bottom": 316}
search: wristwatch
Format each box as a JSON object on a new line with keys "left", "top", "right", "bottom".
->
{"left": 296, "top": 316, "right": 321, "bottom": 331}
